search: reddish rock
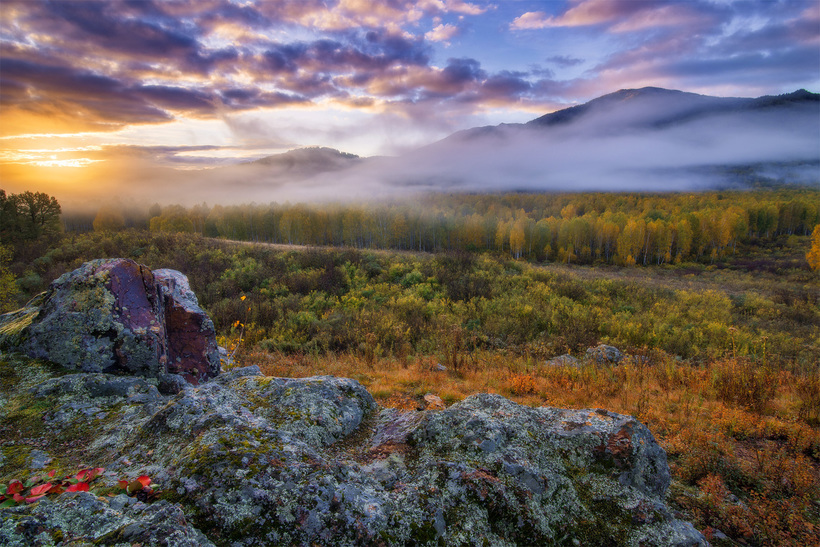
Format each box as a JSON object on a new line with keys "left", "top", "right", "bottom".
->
{"left": 1, "top": 258, "right": 220, "bottom": 384}
{"left": 154, "top": 269, "right": 220, "bottom": 384}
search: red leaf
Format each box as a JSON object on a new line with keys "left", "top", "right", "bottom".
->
{"left": 25, "top": 494, "right": 47, "bottom": 503}
{"left": 6, "top": 481, "right": 24, "bottom": 495}
{"left": 126, "top": 480, "right": 144, "bottom": 495}
{"left": 30, "top": 483, "right": 52, "bottom": 496}
{"left": 136, "top": 475, "right": 151, "bottom": 487}
{"left": 76, "top": 467, "right": 104, "bottom": 482}
{"left": 47, "top": 470, "right": 56, "bottom": 478}
{"left": 49, "top": 485, "right": 65, "bottom": 495}
{"left": 117, "top": 480, "right": 129, "bottom": 489}
{"left": 65, "top": 483, "right": 89, "bottom": 493}
{"left": 12, "top": 493, "right": 26, "bottom": 503}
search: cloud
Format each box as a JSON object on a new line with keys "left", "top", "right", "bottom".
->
{"left": 510, "top": 11, "right": 552, "bottom": 30}
{"left": 511, "top": 0, "right": 719, "bottom": 32}
{"left": 425, "top": 23, "right": 460, "bottom": 43}
{"left": 546, "top": 56, "right": 584, "bottom": 68}
{"left": 1, "top": 0, "right": 817, "bottom": 153}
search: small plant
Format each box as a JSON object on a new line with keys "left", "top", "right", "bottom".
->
{"left": 711, "top": 357, "right": 778, "bottom": 412}
{"left": 0, "top": 468, "right": 159, "bottom": 507}
{"left": 0, "top": 467, "right": 104, "bottom": 507}
{"left": 509, "top": 374, "right": 537, "bottom": 395}
{"left": 794, "top": 374, "right": 820, "bottom": 426}
{"left": 117, "top": 474, "right": 159, "bottom": 502}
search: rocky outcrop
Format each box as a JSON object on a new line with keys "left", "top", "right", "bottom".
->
{"left": 0, "top": 356, "right": 706, "bottom": 546}
{"left": 0, "top": 259, "right": 219, "bottom": 384}
{"left": 586, "top": 344, "right": 625, "bottom": 364}
{"left": 546, "top": 354, "right": 581, "bottom": 367}
{"left": 0, "top": 264, "right": 705, "bottom": 545}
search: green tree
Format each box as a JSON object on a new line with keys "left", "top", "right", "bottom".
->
{"left": 16, "top": 191, "right": 62, "bottom": 239}
{"left": 0, "top": 244, "right": 20, "bottom": 312}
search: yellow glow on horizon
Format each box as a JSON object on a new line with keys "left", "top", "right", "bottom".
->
{"left": 30, "top": 158, "right": 103, "bottom": 168}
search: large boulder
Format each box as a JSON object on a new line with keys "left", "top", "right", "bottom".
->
{"left": 0, "top": 355, "right": 706, "bottom": 546}
{"left": 0, "top": 259, "right": 219, "bottom": 384}
{"left": 586, "top": 344, "right": 625, "bottom": 364}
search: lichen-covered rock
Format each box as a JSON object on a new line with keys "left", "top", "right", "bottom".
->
{"left": 0, "top": 259, "right": 220, "bottom": 384}
{"left": 0, "top": 492, "right": 214, "bottom": 547}
{"left": 586, "top": 344, "right": 625, "bottom": 364}
{"left": 0, "top": 354, "right": 705, "bottom": 546}
{"left": 546, "top": 354, "right": 581, "bottom": 367}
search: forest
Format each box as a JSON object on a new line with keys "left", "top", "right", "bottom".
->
{"left": 1, "top": 186, "right": 820, "bottom": 545}
{"left": 60, "top": 188, "right": 820, "bottom": 266}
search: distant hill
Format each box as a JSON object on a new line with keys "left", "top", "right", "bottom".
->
{"left": 244, "top": 146, "right": 361, "bottom": 176}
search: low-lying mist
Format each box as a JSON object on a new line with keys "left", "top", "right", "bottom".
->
{"left": 6, "top": 89, "right": 818, "bottom": 214}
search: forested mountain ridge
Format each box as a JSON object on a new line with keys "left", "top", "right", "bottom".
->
{"left": 436, "top": 87, "right": 818, "bottom": 143}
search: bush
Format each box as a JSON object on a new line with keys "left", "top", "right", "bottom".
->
{"left": 711, "top": 357, "right": 778, "bottom": 412}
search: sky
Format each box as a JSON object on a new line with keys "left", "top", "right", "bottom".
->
{"left": 0, "top": 0, "right": 818, "bottom": 206}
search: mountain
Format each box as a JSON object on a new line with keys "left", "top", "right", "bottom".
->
{"left": 383, "top": 87, "right": 820, "bottom": 193}
{"left": 446, "top": 87, "right": 819, "bottom": 143}
{"left": 188, "top": 87, "right": 818, "bottom": 203}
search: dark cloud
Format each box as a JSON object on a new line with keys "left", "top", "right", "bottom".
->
{"left": 547, "top": 55, "right": 584, "bottom": 68}
{"left": 0, "top": 57, "right": 171, "bottom": 124}
{"left": 262, "top": 44, "right": 307, "bottom": 74}
{"left": 442, "top": 58, "right": 486, "bottom": 85}
{"left": 134, "top": 85, "right": 214, "bottom": 112}
{"left": 43, "top": 0, "right": 199, "bottom": 57}
{"left": 483, "top": 71, "right": 532, "bottom": 98}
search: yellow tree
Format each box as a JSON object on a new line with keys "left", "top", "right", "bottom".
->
{"left": 509, "top": 218, "right": 526, "bottom": 258}
{"left": 807, "top": 225, "right": 820, "bottom": 271}
{"left": 92, "top": 205, "right": 125, "bottom": 232}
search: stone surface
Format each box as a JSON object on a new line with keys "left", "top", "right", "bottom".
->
{"left": 423, "top": 393, "right": 446, "bottom": 410}
{"left": 586, "top": 344, "right": 625, "bottom": 364}
{"left": 546, "top": 354, "right": 581, "bottom": 367}
{"left": 0, "top": 259, "right": 220, "bottom": 384}
{"left": 0, "top": 493, "right": 214, "bottom": 547}
{"left": 154, "top": 269, "right": 220, "bottom": 383}
{"left": 0, "top": 354, "right": 706, "bottom": 547}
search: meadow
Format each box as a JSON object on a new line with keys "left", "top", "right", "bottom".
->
{"left": 2, "top": 188, "right": 819, "bottom": 545}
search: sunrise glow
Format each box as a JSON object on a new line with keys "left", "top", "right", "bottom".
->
{"left": 0, "top": 0, "right": 817, "bottom": 206}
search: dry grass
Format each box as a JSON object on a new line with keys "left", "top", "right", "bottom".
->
{"left": 233, "top": 348, "right": 820, "bottom": 545}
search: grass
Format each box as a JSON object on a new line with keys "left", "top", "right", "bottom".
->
{"left": 5, "top": 227, "right": 818, "bottom": 544}
{"left": 230, "top": 347, "right": 820, "bottom": 546}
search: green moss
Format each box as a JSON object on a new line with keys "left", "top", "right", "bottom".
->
{"left": 409, "top": 521, "right": 440, "bottom": 544}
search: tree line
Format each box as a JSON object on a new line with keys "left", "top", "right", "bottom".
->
{"left": 131, "top": 189, "right": 819, "bottom": 265}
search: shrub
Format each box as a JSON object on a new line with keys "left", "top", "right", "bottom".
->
{"left": 509, "top": 374, "right": 537, "bottom": 395}
{"left": 711, "top": 357, "right": 778, "bottom": 412}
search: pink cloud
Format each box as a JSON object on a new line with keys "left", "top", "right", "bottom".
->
{"left": 510, "top": 0, "right": 703, "bottom": 32}
{"left": 425, "top": 23, "right": 460, "bottom": 43}
{"left": 510, "top": 11, "right": 553, "bottom": 30}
